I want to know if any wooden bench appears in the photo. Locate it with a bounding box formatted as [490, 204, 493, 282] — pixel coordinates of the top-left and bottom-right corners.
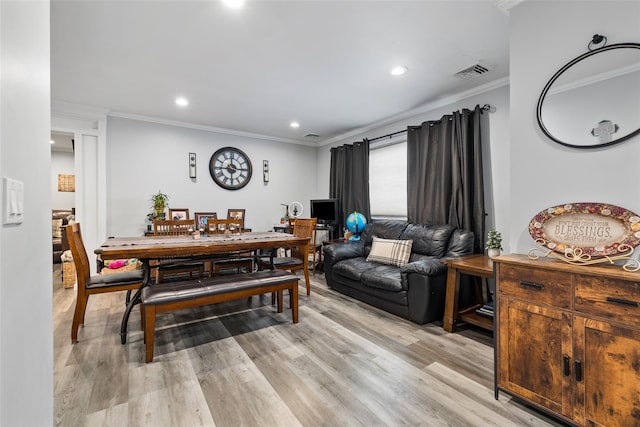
[141, 269, 299, 362]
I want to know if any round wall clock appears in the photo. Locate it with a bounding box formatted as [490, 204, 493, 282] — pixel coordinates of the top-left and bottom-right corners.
[209, 147, 252, 190]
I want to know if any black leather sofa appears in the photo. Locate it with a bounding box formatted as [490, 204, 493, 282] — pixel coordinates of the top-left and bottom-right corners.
[323, 220, 475, 324]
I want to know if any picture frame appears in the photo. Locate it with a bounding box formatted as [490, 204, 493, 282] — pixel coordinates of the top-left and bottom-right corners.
[227, 209, 245, 229]
[194, 212, 217, 230]
[168, 208, 190, 221]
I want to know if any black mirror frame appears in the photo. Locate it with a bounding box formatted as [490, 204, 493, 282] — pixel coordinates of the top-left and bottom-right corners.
[536, 42, 640, 149]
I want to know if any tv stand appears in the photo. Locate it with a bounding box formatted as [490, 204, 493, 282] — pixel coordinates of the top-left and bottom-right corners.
[316, 222, 338, 240]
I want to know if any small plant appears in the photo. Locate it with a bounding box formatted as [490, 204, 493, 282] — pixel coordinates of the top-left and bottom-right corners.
[486, 229, 503, 250]
[150, 190, 169, 219]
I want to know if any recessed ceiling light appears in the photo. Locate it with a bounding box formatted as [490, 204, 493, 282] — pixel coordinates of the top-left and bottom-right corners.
[222, 0, 245, 9]
[390, 66, 408, 76]
[175, 97, 189, 107]
[50, 140, 55, 144]
[290, 121, 300, 128]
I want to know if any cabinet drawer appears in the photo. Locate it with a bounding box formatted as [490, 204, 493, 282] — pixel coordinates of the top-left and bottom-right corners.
[497, 264, 572, 309]
[575, 275, 640, 324]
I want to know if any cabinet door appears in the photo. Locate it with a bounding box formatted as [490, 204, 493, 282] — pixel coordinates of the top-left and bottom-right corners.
[498, 297, 573, 419]
[573, 316, 640, 426]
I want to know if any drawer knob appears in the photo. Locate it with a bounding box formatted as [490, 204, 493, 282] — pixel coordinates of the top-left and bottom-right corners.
[606, 296, 639, 307]
[519, 281, 544, 290]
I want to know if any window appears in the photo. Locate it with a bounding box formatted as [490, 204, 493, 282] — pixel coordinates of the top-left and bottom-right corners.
[369, 139, 407, 218]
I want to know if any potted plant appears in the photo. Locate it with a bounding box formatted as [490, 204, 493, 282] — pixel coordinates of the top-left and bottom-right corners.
[150, 190, 169, 220]
[486, 229, 503, 257]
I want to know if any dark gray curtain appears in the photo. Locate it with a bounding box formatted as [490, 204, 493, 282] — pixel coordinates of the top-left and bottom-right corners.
[407, 105, 485, 253]
[329, 139, 371, 228]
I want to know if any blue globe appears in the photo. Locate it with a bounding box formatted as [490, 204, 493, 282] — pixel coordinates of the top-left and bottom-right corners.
[346, 211, 367, 241]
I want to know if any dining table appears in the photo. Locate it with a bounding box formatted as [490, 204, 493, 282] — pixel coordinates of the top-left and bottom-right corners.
[95, 232, 309, 344]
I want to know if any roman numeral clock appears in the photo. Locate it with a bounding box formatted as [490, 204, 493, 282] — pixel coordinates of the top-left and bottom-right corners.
[209, 147, 253, 190]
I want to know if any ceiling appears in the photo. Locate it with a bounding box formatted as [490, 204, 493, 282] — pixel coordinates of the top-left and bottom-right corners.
[51, 0, 514, 146]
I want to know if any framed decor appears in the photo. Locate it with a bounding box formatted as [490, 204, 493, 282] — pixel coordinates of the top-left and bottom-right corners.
[194, 212, 217, 230]
[227, 209, 245, 229]
[168, 208, 189, 221]
[528, 202, 640, 270]
[58, 174, 75, 192]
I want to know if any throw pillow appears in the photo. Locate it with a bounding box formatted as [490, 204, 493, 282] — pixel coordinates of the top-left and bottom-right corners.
[52, 219, 63, 238]
[366, 236, 413, 267]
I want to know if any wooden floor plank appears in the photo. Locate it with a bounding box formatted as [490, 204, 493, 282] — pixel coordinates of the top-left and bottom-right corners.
[53, 264, 560, 426]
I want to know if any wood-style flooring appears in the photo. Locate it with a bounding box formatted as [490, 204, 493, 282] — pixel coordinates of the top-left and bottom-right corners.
[53, 265, 564, 426]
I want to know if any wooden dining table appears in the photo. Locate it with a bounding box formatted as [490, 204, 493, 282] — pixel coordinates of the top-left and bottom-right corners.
[95, 232, 309, 344]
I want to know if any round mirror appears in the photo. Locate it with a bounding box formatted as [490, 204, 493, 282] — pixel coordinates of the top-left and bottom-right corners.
[537, 42, 640, 149]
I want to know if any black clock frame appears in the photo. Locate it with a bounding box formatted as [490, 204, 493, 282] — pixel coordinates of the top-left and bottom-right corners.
[208, 147, 253, 190]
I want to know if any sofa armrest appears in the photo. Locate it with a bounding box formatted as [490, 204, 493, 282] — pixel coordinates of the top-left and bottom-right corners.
[402, 259, 448, 324]
[323, 241, 365, 263]
[401, 259, 446, 276]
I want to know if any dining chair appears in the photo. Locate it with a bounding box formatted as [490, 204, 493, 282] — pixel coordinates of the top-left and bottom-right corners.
[206, 218, 252, 275]
[66, 223, 144, 343]
[207, 218, 243, 235]
[153, 218, 204, 282]
[260, 217, 316, 295]
[289, 218, 320, 275]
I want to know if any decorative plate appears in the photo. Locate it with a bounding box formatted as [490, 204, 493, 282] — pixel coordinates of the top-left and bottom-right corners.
[529, 202, 640, 258]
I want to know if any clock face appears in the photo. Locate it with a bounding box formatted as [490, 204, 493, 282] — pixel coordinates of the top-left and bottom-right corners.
[209, 147, 252, 190]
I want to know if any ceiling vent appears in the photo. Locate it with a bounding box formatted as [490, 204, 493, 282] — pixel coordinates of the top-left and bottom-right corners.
[454, 63, 491, 80]
[304, 133, 320, 138]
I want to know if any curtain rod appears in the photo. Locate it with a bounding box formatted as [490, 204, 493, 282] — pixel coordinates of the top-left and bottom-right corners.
[368, 104, 495, 143]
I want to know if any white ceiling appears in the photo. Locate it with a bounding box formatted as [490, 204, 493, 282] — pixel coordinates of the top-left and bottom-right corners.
[51, 0, 514, 145]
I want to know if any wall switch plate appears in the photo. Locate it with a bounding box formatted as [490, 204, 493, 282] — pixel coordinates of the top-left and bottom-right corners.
[3, 177, 24, 225]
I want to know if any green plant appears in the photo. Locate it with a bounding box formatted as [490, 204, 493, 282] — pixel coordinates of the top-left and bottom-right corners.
[486, 229, 503, 250]
[150, 190, 169, 215]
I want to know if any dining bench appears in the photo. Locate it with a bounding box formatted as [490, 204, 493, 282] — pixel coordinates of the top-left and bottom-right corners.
[141, 269, 299, 362]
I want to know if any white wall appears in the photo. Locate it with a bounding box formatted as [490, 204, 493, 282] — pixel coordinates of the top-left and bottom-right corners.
[316, 84, 511, 246]
[106, 117, 318, 236]
[509, 0, 640, 254]
[0, 1, 53, 425]
[51, 150, 75, 209]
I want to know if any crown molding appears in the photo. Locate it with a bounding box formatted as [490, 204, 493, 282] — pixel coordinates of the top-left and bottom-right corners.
[318, 76, 510, 147]
[108, 111, 318, 147]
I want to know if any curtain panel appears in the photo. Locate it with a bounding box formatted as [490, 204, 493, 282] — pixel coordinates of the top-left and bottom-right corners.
[407, 105, 486, 253]
[329, 139, 371, 228]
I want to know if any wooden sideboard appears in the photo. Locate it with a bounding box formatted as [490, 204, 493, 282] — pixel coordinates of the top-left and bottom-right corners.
[493, 254, 640, 427]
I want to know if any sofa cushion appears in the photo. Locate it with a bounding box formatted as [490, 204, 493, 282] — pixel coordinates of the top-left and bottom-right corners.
[366, 236, 413, 267]
[361, 220, 408, 255]
[332, 257, 373, 282]
[361, 264, 404, 291]
[399, 223, 455, 258]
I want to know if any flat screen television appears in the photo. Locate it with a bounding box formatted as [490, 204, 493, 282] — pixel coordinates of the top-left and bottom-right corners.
[310, 198, 340, 225]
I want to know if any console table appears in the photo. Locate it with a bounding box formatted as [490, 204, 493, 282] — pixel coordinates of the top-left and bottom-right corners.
[442, 254, 494, 332]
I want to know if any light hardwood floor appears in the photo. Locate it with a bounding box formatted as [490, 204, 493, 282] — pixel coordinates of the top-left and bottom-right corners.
[53, 265, 564, 427]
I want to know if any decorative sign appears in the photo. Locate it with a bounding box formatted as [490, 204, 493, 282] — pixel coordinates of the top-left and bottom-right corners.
[57, 174, 75, 192]
[529, 202, 640, 259]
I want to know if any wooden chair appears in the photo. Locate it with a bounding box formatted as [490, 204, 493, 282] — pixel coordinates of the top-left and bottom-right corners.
[153, 219, 204, 282]
[207, 218, 243, 235]
[290, 217, 320, 276]
[206, 218, 252, 275]
[66, 223, 144, 343]
[260, 217, 316, 295]
[153, 218, 195, 235]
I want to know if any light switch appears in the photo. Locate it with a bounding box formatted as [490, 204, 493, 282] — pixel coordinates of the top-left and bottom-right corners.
[3, 177, 24, 225]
